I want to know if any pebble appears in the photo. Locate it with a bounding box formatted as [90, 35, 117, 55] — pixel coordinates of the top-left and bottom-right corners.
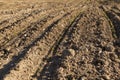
[105, 44, 115, 52]
[62, 49, 75, 57]
[80, 76, 87, 80]
[102, 75, 110, 80]
[101, 41, 106, 46]
[109, 53, 118, 61]
[6, 47, 11, 51]
[104, 60, 109, 66]
[114, 58, 120, 63]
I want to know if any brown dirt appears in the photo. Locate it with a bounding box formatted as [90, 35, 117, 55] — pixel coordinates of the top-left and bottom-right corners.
[0, 0, 120, 80]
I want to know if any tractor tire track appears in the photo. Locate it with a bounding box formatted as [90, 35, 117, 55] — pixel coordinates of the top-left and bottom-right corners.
[1, 3, 83, 79]
[0, 6, 73, 70]
[0, 3, 65, 44]
[0, 2, 81, 69]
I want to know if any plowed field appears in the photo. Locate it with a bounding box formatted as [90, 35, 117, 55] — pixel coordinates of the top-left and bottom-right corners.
[0, 0, 120, 80]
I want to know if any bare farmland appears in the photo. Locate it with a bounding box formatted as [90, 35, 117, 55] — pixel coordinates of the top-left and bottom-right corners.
[0, 0, 120, 80]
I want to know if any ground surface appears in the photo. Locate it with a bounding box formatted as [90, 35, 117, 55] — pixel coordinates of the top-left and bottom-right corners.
[0, 0, 120, 80]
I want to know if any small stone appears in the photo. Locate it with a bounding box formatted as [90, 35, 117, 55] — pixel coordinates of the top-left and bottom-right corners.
[114, 58, 120, 63]
[79, 76, 87, 80]
[109, 53, 118, 61]
[96, 48, 102, 53]
[105, 45, 115, 52]
[24, 34, 27, 37]
[6, 46, 11, 51]
[58, 67, 64, 74]
[62, 49, 75, 57]
[104, 61, 109, 66]
[101, 41, 106, 46]
[102, 75, 110, 80]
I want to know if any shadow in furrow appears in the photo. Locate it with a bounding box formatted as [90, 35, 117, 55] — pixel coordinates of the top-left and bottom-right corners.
[106, 11, 120, 46]
[101, 6, 120, 46]
[0, 14, 49, 50]
[51, 13, 82, 56]
[0, 20, 8, 25]
[0, 13, 67, 80]
[36, 13, 82, 80]
[111, 9, 120, 17]
[101, 6, 120, 62]
[108, 12, 120, 37]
